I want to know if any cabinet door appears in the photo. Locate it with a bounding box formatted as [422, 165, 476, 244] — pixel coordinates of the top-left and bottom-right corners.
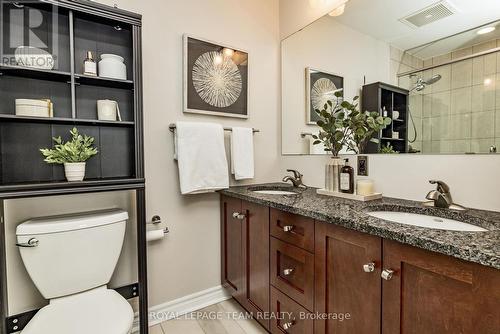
[241, 200, 270, 330]
[220, 195, 243, 299]
[315, 222, 382, 334]
[382, 240, 500, 334]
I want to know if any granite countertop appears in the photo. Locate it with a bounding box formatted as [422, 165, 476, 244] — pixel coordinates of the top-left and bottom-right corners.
[220, 183, 500, 270]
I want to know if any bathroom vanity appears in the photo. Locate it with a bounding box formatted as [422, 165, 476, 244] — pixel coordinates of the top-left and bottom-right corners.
[220, 185, 500, 333]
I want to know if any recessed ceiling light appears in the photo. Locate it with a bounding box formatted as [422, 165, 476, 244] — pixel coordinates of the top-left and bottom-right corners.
[477, 27, 495, 35]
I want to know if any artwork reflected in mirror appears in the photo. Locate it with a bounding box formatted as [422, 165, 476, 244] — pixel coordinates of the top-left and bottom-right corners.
[281, 0, 500, 155]
[306, 68, 344, 124]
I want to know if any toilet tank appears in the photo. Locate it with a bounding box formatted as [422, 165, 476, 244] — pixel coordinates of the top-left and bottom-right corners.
[16, 209, 129, 299]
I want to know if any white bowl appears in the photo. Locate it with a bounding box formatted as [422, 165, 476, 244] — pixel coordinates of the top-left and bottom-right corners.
[15, 46, 54, 70]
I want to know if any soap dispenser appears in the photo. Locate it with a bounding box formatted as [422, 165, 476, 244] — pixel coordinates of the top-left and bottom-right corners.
[339, 158, 354, 194]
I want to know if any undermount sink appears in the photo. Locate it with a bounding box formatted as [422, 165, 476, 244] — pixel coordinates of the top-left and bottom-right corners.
[367, 211, 487, 232]
[249, 186, 300, 196]
[252, 190, 299, 195]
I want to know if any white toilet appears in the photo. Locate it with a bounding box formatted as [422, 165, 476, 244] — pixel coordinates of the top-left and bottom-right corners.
[16, 209, 134, 334]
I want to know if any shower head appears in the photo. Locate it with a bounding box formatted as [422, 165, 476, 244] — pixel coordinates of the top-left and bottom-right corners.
[424, 74, 442, 85]
[411, 74, 442, 92]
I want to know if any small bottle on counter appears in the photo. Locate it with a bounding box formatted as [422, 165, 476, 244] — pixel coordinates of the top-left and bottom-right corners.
[339, 158, 354, 194]
[83, 51, 97, 76]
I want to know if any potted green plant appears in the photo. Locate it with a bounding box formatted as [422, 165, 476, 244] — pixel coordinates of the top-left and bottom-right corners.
[312, 92, 391, 192]
[40, 127, 98, 182]
[380, 142, 399, 154]
[312, 92, 392, 155]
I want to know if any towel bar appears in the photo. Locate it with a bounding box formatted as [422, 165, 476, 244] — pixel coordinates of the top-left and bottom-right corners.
[169, 123, 259, 133]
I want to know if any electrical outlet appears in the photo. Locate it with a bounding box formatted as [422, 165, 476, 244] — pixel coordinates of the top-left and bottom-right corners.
[357, 156, 368, 176]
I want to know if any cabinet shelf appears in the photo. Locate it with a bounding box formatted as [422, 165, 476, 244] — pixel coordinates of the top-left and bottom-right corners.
[0, 65, 71, 82]
[0, 177, 145, 199]
[0, 114, 134, 126]
[381, 137, 405, 141]
[75, 74, 134, 89]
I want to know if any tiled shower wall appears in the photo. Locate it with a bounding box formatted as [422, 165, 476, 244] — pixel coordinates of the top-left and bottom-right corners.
[393, 39, 500, 154]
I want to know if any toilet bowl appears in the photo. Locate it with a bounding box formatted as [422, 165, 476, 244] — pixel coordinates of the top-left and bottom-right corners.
[16, 209, 133, 334]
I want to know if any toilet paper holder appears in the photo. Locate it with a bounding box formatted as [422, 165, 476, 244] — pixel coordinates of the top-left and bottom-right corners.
[150, 215, 169, 234]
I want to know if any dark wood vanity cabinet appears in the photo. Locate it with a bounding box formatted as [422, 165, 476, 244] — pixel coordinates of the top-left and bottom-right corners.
[314, 222, 382, 334]
[220, 196, 500, 334]
[382, 240, 500, 334]
[220, 195, 270, 330]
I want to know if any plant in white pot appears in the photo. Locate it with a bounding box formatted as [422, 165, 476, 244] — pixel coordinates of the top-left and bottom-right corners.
[40, 127, 98, 182]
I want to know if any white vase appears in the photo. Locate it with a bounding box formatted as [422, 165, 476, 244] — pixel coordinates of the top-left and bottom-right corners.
[64, 162, 86, 182]
[98, 54, 126, 80]
[325, 157, 343, 192]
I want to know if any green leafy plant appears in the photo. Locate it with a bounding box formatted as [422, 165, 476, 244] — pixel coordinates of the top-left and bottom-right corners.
[312, 92, 392, 156]
[40, 127, 98, 164]
[380, 142, 399, 154]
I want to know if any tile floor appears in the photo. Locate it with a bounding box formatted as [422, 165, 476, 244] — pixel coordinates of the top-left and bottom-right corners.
[149, 299, 267, 334]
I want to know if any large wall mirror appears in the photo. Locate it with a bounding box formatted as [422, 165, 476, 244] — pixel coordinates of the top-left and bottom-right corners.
[282, 0, 500, 155]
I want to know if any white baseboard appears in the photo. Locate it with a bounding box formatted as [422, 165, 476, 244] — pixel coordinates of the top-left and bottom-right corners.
[132, 285, 231, 332]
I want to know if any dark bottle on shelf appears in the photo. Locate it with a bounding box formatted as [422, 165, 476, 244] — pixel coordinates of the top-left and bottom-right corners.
[339, 158, 354, 194]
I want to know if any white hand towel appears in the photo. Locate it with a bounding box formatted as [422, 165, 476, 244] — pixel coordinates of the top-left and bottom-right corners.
[231, 127, 254, 180]
[176, 121, 229, 194]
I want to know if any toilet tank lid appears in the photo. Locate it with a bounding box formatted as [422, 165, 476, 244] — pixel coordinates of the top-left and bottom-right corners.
[16, 209, 129, 236]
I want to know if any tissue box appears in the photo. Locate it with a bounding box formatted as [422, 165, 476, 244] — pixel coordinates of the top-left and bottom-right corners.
[15, 99, 53, 118]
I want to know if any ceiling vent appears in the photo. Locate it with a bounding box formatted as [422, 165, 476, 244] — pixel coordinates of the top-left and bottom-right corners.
[400, 1, 457, 29]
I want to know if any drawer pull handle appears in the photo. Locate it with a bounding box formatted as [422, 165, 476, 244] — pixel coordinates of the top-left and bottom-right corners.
[283, 268, 294, 276]
[282, 320, 295, 330]
[232, 212, 246, 220]
[363, 262, 375, 273]
[381, 269, 394, 281]
[283, 225, 294, 232]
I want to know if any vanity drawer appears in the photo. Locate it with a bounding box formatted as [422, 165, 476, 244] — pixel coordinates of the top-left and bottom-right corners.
[271, 237, 314, 311]
[271, 287, 313, 334]
[270, 208, 314, 253]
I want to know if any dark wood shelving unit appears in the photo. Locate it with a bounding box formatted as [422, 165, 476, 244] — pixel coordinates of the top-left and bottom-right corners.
[362, 82, 409, 153]
[0, 1, 147, 334]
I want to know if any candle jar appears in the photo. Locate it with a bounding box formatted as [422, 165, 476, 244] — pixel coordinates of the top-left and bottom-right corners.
[357, 179, 375, 196]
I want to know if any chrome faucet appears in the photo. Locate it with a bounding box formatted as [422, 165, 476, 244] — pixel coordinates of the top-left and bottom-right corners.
[424, 180, 465, 210]
[426, 180, 452, 208]
[282, 169, 305, 188]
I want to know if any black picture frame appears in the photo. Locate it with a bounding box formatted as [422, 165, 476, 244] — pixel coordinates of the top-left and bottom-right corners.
[306, 67, 343, 124]
[183, 35, 248, 118]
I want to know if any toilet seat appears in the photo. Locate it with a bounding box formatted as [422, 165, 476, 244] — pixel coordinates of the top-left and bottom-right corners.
[21, 286, 134, 334]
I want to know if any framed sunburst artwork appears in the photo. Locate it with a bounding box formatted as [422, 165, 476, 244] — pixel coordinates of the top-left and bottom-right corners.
[306, 67, 344, 125]
[183, 35, 249, 118]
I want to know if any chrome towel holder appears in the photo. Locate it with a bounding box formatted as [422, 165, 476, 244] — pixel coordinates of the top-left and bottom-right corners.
[168, 123, 260, 133]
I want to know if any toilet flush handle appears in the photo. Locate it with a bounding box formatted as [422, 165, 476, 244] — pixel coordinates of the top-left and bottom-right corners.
[16, 238, 39, 248]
